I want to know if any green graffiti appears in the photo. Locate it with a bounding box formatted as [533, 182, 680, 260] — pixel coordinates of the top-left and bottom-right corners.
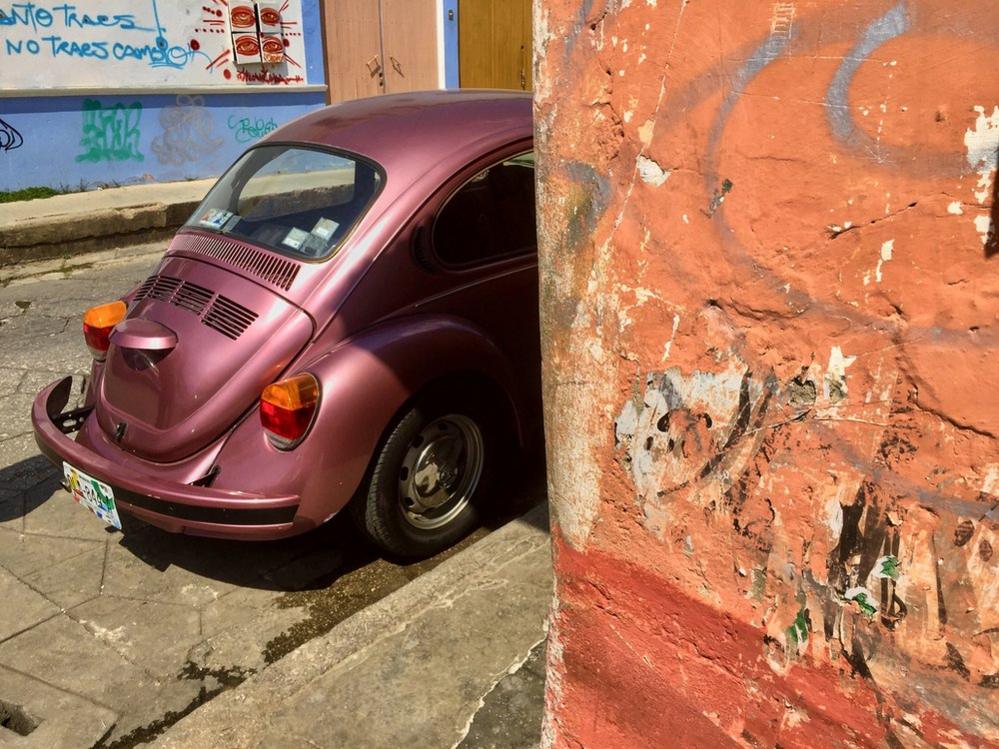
[845, 587, 878, 618]
[786, 608, 810, 650]
[76, 99, 144, 163]
[227, 114, 280, 144]
[875, 554, 900, 580]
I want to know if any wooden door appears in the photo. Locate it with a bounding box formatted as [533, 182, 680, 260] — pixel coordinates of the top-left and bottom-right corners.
[458, 0, 532, 90]
[379, 0, 440, 93]
[322, 0, 385, 102]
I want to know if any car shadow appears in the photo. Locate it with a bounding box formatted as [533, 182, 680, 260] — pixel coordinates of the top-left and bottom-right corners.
[116, 510, 377, 593]
[2, 444, 547, 594]
[0, 455, 62, 523]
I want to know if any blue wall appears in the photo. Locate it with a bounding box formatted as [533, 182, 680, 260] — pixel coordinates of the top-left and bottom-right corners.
[443, 0, 459, 89]
[0, 91, 325, 191]
[0, 0, 327, 192]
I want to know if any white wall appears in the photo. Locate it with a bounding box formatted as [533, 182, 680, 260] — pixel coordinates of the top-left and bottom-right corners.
[0, 0, 311, 91]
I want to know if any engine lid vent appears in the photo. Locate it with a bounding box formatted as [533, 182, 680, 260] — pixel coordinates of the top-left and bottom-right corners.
[137, 275, 183, 302]
[170, 233, 301, 291]
[171, 281, 213, 316]
[202, 295, 258, 340]
[130, 274, 258, 341]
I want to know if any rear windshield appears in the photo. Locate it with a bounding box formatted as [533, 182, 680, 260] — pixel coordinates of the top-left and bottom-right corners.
[185, 146, 383, 260]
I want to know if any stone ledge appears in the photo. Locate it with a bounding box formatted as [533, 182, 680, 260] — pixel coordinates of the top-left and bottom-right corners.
[152, 504, 552, 749]
[0, 179, 214, 269]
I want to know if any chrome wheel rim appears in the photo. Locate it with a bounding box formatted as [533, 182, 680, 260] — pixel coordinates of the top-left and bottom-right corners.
[398, 414, 484, 530]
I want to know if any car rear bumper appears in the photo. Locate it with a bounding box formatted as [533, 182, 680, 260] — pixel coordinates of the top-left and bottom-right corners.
[32, 377, 302, 540]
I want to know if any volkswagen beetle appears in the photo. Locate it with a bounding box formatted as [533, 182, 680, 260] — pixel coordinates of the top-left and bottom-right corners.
[31, 91, 539, 559]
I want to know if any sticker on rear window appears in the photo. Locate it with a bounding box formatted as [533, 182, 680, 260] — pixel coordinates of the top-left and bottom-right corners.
[311, 217, 339, 241]
[199, 208, 233, 230]
[282, 227, 310, 250]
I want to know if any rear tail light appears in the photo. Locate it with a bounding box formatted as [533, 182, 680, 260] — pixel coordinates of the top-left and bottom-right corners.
[83, 301, 127, 361]
[260, 373, 320, 449]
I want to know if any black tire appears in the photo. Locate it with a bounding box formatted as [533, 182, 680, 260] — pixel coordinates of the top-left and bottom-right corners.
[350, 392, 500, 559]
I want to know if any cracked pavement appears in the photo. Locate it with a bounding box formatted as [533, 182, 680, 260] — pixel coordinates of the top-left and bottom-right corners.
[0, 245, 544, 748]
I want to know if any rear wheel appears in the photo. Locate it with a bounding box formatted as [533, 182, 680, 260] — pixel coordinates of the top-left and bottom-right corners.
[352, 394, 499, 559]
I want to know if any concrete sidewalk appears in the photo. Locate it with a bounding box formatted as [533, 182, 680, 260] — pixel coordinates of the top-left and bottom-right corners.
[0, 179, 214, 268]
[152, 505, 552, 749]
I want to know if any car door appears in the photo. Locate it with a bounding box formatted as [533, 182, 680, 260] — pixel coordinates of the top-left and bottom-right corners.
[418, 150, 541, 424]
[330, 145, 540, 429]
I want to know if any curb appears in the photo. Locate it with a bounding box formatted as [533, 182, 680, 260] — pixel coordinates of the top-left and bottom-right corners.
[152, 504, 552, 749]
[0, 201, 197, 268]
[0, 179, 215, 269]
[1, 242, 167, 286]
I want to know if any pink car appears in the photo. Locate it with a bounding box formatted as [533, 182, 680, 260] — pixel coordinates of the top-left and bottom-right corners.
[32, 91, 539, 558]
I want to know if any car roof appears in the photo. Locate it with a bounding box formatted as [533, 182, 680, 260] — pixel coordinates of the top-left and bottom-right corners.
[268, 90, 533, 174]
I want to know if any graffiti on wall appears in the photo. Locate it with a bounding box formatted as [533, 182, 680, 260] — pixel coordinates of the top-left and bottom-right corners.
[76, 98, 143, 163]
[0, 1, 202, 70]
[0, 0, 309, 88]
[227, 114, 279, 143]
[151, 95, 222, 165]
[0, 117, 23, 152]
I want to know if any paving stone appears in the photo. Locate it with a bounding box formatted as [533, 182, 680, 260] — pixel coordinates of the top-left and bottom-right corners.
[192, 601, 309, 674]
[0, 443, 57, 492]
[101, 536, 237, 608]
[1, 333, 89, 379]
[0, 393, 37, 441]
[205, 585, 292, 614]
[257, 546, 346, 592]
[0, 490, 23, 533]
[0, 568, 60, 641]
[0, 615, 160, 715]
[16, 369, 75, 396]
[456, 641, 547, 749]
[21, 543, 106, 610]
[0, 367, 25, 396]
[71, 596, 202, 680]
[0, 314, 68, 344]
[0, 665, 118, 748]
[105, 520, 343, 597]
[102, 677, 204, 747]
[0, 530, 101, 580]
[21, 484, 117, 543]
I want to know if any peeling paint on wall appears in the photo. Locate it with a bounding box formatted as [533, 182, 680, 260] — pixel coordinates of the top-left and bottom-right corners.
[537, 0, 999, 746]
[636, 154, 670, 186]
[965, 105, 999, 246]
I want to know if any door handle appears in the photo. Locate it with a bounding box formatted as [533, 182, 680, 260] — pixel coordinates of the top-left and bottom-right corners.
[366, 55, 382, 77]
[389, 55, 403, 76]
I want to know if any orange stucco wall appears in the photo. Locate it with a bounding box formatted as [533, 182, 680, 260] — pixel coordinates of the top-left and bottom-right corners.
[535, 1, 998, 746]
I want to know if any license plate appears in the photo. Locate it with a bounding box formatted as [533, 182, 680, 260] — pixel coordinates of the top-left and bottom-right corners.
[63, 462, 122, 530]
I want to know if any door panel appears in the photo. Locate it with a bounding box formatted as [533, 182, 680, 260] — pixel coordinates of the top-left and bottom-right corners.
[322, 0, 384, 102]
[380, 0, 440, 93]
[458, 0, 532, 90]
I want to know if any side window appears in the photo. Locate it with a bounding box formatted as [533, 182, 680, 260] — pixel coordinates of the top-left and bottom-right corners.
[433, 152, 536, 267]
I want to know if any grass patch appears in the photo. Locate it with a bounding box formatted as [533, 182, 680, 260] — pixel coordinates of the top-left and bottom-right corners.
[0, 186, 68, 204]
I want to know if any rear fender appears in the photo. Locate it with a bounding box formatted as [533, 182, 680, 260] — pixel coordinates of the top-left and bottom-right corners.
[211, 315, 522, 528]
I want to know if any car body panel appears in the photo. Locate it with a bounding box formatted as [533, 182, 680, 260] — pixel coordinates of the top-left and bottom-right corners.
[208, 313, 524, 526]
[97, 254, 315, 463]
[33, 378, 302, 540]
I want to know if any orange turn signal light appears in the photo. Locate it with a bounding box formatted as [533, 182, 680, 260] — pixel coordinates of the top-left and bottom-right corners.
[260, 373, 320, 448]
[83, 301, 127, 360]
